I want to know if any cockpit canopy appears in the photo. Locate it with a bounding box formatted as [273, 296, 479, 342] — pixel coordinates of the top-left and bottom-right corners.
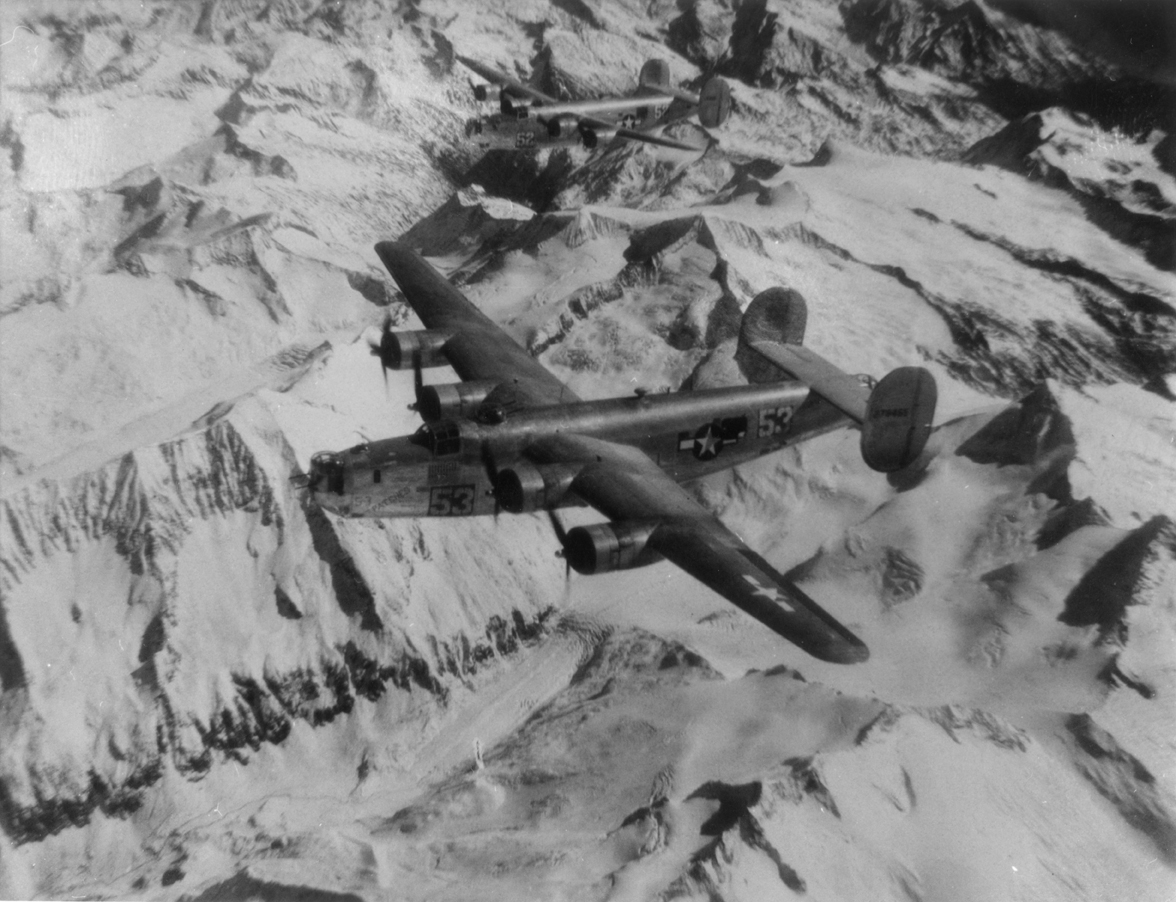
[410, 420, 462, 456]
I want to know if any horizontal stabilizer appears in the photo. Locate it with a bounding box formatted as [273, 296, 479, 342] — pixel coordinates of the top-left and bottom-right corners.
[743, 340, 870, 422]
[860, 366, 937, 472]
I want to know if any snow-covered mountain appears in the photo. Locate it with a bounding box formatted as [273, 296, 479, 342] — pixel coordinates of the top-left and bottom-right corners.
[1, 1, 1173, 899]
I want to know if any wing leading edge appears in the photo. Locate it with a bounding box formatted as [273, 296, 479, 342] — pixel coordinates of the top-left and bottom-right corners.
[529, 433, 869, 664]
[374, 242, 580, 411]
[456, 55, 558, 106]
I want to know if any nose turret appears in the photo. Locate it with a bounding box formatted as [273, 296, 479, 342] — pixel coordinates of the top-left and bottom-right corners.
[306, 451, 344, 495]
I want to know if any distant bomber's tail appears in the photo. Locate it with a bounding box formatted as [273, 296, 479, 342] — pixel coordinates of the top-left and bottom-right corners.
[738, 288, 937, 472]
[638, 59, 672, 93]
[637, 58, 731, 129]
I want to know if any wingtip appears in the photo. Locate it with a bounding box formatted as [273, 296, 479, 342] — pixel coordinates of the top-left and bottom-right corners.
[808, 637, 870, 665]
[374, 240, 417, 274]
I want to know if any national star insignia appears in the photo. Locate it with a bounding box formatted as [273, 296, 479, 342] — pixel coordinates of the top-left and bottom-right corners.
[742, 574, 794, 611]
[695, 425, 721, 459]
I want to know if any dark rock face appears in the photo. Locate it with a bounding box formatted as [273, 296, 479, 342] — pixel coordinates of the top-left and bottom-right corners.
[1065, 713, 1176, 865]
[840, 0, 1170, 132]
[963, 112, 1176, 275]
[957, 383, 1076, 468]
[1059, 516, 1176, 642]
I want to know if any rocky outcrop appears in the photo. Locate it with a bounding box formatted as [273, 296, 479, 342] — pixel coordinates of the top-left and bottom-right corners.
[0, 400, 559, 844]
[1064, 713, 1176, 864]
[963, 111, 1176, 273]
[840, 0, 1168, 132]
[4, 1, 1174, 897]
[1059, 516, 1176, 642]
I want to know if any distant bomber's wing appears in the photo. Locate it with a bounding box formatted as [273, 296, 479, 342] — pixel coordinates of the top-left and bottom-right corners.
[577, 114, 707, 152]
[375, 242, 580, 410]
[528, 433, 869, 664]
[457, 54, 558, 106]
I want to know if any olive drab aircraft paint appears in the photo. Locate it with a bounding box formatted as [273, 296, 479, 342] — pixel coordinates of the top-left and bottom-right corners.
[458, 54, 731, 154]
[295, 243, 939, 665]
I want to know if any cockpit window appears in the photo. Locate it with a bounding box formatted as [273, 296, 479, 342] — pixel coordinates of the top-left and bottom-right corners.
[433, 422, 461, 455]
[410, 422, 462, 457]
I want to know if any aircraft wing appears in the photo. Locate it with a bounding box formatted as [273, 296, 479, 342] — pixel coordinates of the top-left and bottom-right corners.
[743, 339, 871, 423]
[572, 111, 707, 152]
[529, 433, 869, 664]
[375, 242, 580, 410]
[456, 55, 558, 106]
[527, 94, 677, 118]
[606, 125, 707, 153]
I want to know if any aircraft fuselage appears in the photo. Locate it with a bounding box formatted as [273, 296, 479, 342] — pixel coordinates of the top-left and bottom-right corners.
[309, 380, 849, 518]
[464, 96, 678, 151]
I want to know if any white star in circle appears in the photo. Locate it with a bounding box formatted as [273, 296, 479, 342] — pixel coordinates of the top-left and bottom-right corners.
[743, 575, 794, 612]
[696, 427, 719, 457]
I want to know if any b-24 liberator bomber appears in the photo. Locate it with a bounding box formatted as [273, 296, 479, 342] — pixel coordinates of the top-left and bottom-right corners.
[459, 55, 731, 153]
[297, 244, 938, 664]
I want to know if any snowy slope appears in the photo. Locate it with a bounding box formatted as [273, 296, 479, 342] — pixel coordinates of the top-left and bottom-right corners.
[1, 1, 1174, 900]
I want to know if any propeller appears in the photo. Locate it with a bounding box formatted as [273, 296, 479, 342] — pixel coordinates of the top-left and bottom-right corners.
[412, 349, 424, 412]
[547, 509, 571, 581]
[368, 315, 426, 412]
[368, 314, 394, 388]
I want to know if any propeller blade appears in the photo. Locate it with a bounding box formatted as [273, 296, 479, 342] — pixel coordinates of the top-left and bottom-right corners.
[547, 510, 572, 580]
[547, 509, 568, 543]
[481, 445, 502, 519]
[369, 314, 394, 387]
[413, 349, 424, 409]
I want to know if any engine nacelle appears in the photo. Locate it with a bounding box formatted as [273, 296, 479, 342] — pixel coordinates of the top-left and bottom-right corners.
[564, 521, 663, 575]
[473, 83, 502, 103]
[493, 461, 581, 513]
[860, 366, 938, 472]
[417, 380, 500, 423]
[380, 329, 451, 370]
[547, 115, 580, 140]
[580, 127, 617, 150]
[501, 95, 534, 118]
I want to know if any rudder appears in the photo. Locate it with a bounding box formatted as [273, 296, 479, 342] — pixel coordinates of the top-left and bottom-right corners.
[698, 77, 732, 128]
[736, 287, 808, 384]
[639, 59, 671, 92]
[860, 367, 938, 472]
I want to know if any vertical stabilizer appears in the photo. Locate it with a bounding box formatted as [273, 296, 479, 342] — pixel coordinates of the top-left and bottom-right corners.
[638, 59, 671, 93]
[736, 287, 808, 383]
